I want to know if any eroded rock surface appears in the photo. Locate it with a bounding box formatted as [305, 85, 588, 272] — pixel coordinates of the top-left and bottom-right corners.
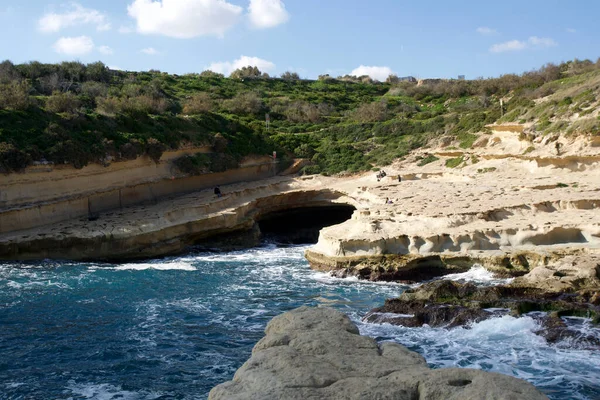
[365, 280, 600, 348]
[209, 306, 548, 400]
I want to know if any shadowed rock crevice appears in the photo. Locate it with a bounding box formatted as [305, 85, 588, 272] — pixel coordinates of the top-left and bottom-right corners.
[258, 205, 356, 244]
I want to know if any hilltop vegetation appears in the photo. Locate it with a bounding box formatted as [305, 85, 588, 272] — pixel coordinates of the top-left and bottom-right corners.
[1, 58, 599, 175]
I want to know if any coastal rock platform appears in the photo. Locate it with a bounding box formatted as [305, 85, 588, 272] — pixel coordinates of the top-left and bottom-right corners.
[209, 306, 548, 400]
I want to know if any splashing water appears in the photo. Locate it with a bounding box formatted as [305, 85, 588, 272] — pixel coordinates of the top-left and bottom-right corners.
[0, 246, 598, 399]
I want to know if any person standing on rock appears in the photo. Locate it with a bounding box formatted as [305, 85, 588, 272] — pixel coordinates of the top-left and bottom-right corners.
[214, 186, 222, 198]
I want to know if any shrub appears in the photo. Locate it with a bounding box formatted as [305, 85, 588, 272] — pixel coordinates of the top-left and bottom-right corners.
[119, 139, 144, 160]
[416, 154, 439, 166]
[212, 133, 228, 152]
[47, 140, 91, 169]
[354, 100, 388, 122]
[121, 95, 168, 115]
[0, 82, 30, 110]
[81, 81, 108, 99]
[183, 92, 213, 114]
[445, 156, 464, 168]
[284, 101, 320, 123]
[199, 70, 224, 78]
[146, 138, 167, 163]
[0, 142, 31, 173]
[223, 92, 263, 115]
[96, 96, 122, 116]
[45, 91, 80, 114]
[173, 153, 211, 175]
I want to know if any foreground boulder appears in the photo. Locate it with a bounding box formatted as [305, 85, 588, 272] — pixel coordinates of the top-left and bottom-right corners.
[209, 306, 548, 400]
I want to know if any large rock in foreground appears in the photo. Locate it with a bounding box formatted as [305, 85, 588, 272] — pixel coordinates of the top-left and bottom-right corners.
[209, 306, 548, 400]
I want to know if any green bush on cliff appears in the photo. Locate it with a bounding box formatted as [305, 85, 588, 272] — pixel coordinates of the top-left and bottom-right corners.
[1, 58, 600, 174]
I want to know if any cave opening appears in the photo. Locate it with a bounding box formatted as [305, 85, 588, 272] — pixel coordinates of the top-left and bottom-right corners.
[257, 205, 356, 244]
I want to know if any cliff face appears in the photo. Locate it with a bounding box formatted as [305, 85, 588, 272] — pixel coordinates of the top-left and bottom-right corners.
[0, 174, 354, 260]
[209, 307, 548, 400]
[0, 150, 277, 234]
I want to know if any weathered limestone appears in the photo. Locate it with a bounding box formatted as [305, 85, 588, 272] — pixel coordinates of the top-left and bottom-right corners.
[209, 306, 549, 400]
[0, 176, 354, 260]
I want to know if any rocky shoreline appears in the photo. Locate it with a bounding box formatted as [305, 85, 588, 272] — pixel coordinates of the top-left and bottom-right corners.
[209, 306, 549, 400]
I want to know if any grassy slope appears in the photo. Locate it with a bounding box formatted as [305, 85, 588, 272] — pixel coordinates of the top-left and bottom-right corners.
[1, 59, 599, 175]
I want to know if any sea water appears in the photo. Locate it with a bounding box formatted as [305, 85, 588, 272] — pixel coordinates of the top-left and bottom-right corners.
[1, 244, 599, 399]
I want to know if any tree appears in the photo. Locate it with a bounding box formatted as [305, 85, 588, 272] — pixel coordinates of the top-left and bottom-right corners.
[386, 74, 399, 84]
[0, 82, 30, 110]
[85, 61, 110, 82]
[230, 66, 263, 79]
[0, 60, 21, 83]
[281, 71, 300, 80]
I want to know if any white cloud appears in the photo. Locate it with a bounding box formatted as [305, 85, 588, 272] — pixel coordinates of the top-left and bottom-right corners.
[248, 0, 289, 29]
[490, 36, 557, 53]
[39, 3, 110, 33]
[207, 55, 275, 75]
[528, 36, 557, 48]
[127, 0, 243, 38]
[476, 26, 497, 35]
[108, 65, 122, 71]
[52, 36, 95, 55]
[140, 47, 159, 55]
[98, 45, 114, 55]
[350, 65, 393, 81]
[489, 39, 527, 53]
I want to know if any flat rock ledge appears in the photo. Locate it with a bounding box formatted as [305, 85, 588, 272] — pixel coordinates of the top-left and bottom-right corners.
[209, 306, 548, 400]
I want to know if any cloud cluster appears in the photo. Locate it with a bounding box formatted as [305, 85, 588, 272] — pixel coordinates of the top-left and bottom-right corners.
[207, 55, 276, 75]
[248, 0, 289, 29]
[140, 47, 159, 55]
[490, 36, 557, 53]
[350, 65, 393, 82]
[476, 26, 497, 35]
[126, 0, 289, 38]
[52, 36, 95, 55]
[127, 0, 243, 38]
[39, 3, 110, 33]
[52, 36, 114, 56]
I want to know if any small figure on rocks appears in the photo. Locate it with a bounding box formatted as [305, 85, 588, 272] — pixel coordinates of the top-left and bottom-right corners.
[385, 197, 393, 204]
[555, 142, 562, 155]
[214, 186, 222, 198]
[398, 175, 402, 182]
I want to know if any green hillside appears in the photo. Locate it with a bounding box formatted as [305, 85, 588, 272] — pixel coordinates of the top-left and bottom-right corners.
[1, 59, 599, 175]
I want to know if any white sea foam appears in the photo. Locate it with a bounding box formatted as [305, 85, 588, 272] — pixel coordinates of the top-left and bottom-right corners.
[359, 315, 600, 400]
[441, 265, 514, 285]
[113, 261, 196, 271]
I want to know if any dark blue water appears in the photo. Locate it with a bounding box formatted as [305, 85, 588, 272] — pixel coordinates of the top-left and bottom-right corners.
[1, 244, 599, 400]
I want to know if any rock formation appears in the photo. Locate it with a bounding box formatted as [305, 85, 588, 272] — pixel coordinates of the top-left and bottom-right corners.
[209, 306, 549, 400]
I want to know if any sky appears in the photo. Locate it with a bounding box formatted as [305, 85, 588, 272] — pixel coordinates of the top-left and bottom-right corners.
[0, 0, 599, 80]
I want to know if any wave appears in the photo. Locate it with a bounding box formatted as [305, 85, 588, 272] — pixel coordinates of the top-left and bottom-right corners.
[440, 265, 514, 285]
[359, 314, 600, 400]
[112, 261, 196, 271]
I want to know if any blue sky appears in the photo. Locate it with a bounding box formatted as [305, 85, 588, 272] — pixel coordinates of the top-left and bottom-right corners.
[1, 0, 598, 80]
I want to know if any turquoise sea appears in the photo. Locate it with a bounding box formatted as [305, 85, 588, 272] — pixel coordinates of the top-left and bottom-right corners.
[1, 243, 599, 399]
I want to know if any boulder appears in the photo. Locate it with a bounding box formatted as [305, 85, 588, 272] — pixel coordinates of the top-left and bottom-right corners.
[209, 306, 548, 400]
